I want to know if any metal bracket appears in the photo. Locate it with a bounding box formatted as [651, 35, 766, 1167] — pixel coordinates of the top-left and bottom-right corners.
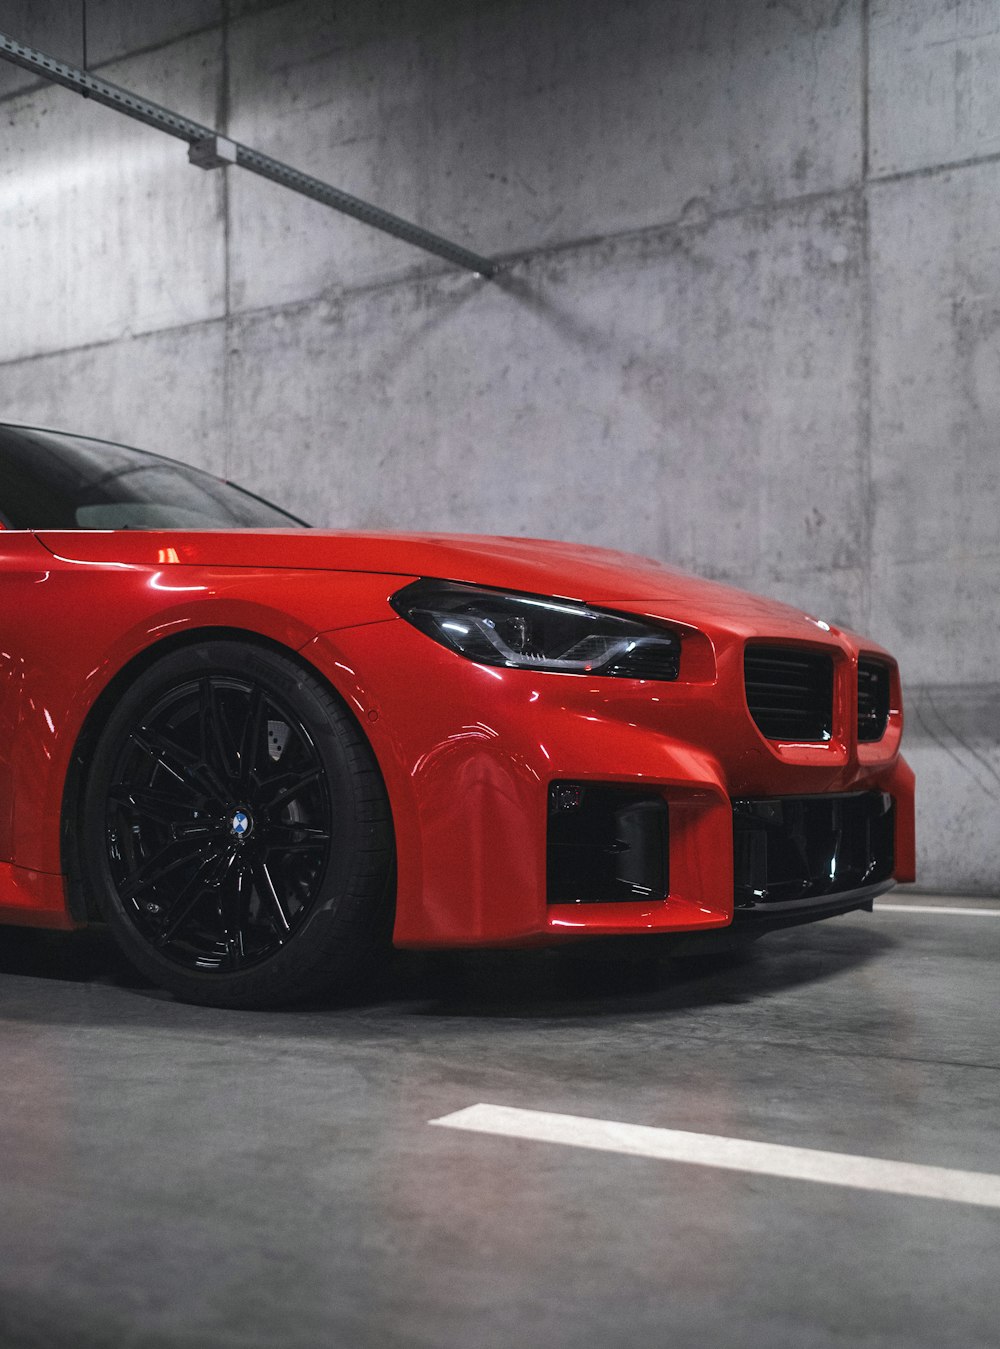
[188, 134, 238, 170]
[0, 29, 500, 278]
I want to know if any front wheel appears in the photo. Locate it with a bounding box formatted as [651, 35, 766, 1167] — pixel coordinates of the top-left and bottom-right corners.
[80, 640, 395, 1008]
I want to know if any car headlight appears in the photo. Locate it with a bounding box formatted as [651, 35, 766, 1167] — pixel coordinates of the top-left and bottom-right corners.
[390, 580, 681, 680]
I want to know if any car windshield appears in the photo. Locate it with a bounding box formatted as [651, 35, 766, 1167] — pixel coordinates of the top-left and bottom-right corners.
[0, 425, 308, 530]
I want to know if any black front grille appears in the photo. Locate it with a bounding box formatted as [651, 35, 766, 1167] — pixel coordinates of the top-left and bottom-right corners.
[744, 645, 834, 742]
[733, 791, 895, 907]
[857, 658, 890, 742]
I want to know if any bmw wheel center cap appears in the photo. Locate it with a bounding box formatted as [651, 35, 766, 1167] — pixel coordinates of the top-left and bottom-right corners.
[229, 808, 253, 840]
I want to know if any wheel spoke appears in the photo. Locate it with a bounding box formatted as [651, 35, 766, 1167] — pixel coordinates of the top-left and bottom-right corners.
[260, 768, 324, 814]
[200, 677, 241, 784]
[173, 821, 227, 841]
[131, 726, 229, 801]
[237, 684, 268, 792]
[220, 858, 251, 967]
[251, 857, 292, 933]
[116, 834, 209, 901]
[263, 824, 330, 855]
[109, 783, 207, 825]
[153, 850, 230, 947]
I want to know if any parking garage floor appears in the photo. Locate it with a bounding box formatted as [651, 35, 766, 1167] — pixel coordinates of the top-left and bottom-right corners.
[0, 893, 997, 1349]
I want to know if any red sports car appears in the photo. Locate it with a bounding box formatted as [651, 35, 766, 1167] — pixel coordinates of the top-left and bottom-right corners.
[0, 423, 915, 1006]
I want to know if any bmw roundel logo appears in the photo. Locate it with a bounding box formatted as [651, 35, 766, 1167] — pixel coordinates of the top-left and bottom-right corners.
[230, 809, 252, 838]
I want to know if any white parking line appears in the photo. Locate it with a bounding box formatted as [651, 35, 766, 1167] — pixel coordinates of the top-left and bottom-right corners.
[430, 1104, 1000, 1209]
[873, 904, 1000, 917]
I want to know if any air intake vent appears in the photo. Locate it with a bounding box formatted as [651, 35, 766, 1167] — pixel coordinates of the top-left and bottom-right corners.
[547, 784, 668, 904]
[857, 658, 890, 742]
[733, 791, 895, 906]
[744, 645, 834, 742]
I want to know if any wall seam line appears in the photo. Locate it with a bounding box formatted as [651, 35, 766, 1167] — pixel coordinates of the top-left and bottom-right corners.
[221, 0, 233, 481]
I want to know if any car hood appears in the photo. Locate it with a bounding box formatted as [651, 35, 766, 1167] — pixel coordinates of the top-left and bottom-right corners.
[35, 528, 842, 637]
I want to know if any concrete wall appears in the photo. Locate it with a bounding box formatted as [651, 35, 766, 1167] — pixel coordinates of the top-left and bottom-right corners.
[0, 0, 997, 893]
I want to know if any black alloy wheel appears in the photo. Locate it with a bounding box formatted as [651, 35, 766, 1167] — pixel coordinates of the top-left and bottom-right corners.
[80, 640, 394, 1007]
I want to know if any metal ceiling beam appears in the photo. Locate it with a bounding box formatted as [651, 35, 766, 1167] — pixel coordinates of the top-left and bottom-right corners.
[0, 29, 499, 278]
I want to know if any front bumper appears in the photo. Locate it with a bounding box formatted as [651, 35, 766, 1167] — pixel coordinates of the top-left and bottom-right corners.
[303, 617, 916, 949]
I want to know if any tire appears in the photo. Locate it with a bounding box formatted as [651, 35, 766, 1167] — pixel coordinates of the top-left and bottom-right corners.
[79, 639, 395, 1008]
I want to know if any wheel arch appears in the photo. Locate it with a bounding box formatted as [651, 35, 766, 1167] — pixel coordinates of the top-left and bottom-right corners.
[61, 625, 394, 922]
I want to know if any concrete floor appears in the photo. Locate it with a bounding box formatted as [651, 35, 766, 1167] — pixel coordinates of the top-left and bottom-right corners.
[0, 894, 997, 1349]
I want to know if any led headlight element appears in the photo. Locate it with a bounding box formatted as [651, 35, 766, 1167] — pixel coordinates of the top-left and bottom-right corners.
[391, 580, 681, 680]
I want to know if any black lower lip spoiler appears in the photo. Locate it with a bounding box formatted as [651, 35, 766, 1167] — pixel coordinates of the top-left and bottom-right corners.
[653, 880, 895, 956]
[729, 879, 896, 932]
